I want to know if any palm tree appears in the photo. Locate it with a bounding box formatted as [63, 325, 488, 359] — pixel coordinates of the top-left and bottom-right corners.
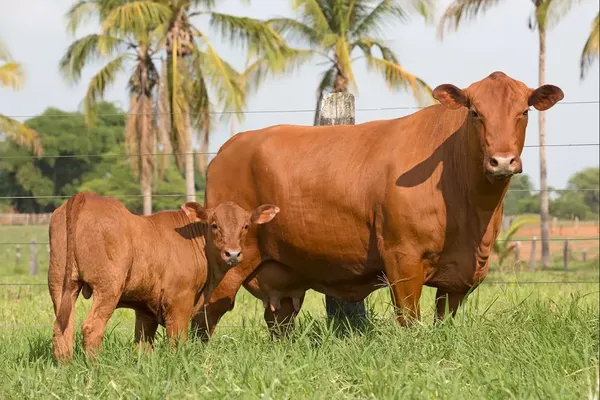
[154, 0, 295, 203]
[438, 0, 578, 270]
[60, 0, 172, 215]
[0, 38, 41, 155]
[580, 13, 599, 79]
[245, 0, 436, 126]
[493, 215, 539, 269]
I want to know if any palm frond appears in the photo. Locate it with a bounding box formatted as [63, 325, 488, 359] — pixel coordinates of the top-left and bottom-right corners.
[536, 0, 583, 32]
[437, 0, 503, 40]
[266, 17, 324, 46]
[208, 13, 290, 65]
[102, 1, 171, 39]
[65, 0, 99, 35]
[83, 54, 129, 128]
[0, 61, 25, 90]
[352, 0, 433, 39]
[364, 54, 433, 106]
[58, 33, 124, 85]
[0, 114, 42, 156]
[580, 13, 600, 79]
[291, 0, 331, 34]
[190, 43, 246, 124]
[241, 47, 315, 96]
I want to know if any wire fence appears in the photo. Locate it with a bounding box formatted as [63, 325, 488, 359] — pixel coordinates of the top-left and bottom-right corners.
[0, 101, 598, 293]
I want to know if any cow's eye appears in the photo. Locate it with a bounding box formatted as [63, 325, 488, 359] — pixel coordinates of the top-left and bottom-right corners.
[244, 224, 249, 230]
[470, 109, 479, 118]
[211, 223, 218, 230]
[522, 109, 529, 116]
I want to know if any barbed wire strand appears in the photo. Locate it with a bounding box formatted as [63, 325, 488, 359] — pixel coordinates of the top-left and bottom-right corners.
[0, 280, 597, 287]
[1, 237, 599, 246]
[3, 100, 598, 119]
[0, 186, 599, 201]
[1, 142, 599, 161]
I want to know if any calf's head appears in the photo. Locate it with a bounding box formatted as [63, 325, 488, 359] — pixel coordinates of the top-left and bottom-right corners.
[182, 201, 280, 267]
[433, 71, 564, 181]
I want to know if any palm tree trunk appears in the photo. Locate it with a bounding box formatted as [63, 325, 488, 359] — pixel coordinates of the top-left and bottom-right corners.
[538, 26, 550, 269]
[184, 106, 196, 203]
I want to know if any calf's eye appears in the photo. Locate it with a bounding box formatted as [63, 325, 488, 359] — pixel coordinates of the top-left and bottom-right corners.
[470, 109, 479, 118]
[522, 109, 529, 116]
[211, 223, 218, 230]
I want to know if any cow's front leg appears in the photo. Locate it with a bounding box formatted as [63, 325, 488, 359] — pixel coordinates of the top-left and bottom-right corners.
[381, 249, 425, 327]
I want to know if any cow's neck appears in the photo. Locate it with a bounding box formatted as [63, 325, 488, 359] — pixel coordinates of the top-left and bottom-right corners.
[449, 121, 511, 252]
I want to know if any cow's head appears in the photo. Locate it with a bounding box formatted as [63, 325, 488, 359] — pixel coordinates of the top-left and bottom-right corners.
[182, 201, 280, 267]
[433, 71, 564, 181]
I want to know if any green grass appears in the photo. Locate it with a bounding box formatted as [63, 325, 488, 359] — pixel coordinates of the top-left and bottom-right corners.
[0, 225, 599, 399]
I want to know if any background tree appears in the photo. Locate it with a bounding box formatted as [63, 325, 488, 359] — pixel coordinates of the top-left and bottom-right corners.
[246, 0, 436, 126]
[60, 0, 172, 215]
[580, 13, 599, 79]
[0, 102, 194, 214]
[154, 0, 295, 203]
[0, 38, 41, 155]
[437, 0, 579, 269]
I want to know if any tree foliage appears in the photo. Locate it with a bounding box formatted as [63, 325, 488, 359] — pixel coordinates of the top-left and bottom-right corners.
[0, 102, 198, 214]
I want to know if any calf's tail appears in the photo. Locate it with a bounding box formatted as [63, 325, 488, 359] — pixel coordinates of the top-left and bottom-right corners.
[56, 193, 85, 333]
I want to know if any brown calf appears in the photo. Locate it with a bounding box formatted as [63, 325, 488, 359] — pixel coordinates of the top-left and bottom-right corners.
[48, 192, 279, 361]
[192, 71, 564, 338]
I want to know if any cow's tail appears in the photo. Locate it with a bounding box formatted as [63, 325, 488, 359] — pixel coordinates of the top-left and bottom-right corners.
[56, 193, 85, 333]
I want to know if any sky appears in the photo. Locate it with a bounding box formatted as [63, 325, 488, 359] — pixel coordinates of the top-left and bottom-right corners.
[0, 0, 598, 190]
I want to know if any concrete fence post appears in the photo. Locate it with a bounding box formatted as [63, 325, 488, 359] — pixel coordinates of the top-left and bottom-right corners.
[15, 244, 21, 266]
[319, 92, 367, 327]
[529, 236, 537, 272]
[563, 239, 569, 270]
[514, 241, 521, 264]
[30, 240, 38, 276]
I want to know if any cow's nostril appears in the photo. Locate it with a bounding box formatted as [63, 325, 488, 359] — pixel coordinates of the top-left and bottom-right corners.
[224, 251, 231, 257]
[509, 157, 517, 165]
[489, 158, 499, 167]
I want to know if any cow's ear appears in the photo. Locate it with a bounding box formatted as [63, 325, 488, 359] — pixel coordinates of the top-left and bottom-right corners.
[528, 84, 564, 111]
[433, 84, 469, 110]
[251, 204, 280, 225]
[182, 202, 209, 223]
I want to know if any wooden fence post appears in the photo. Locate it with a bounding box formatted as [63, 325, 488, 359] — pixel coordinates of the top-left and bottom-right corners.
[30, 240, 38, 276]
[563, 239, 569, 270]
[15, 244, 21, 266]
[529, 236, 537, 272]
[319, 92, 367, 327]
[514, 241, 521, 264]
[582, 248, 587, 263]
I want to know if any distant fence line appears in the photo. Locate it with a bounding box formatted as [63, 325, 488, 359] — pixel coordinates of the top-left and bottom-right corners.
[0, 213, 52, 226]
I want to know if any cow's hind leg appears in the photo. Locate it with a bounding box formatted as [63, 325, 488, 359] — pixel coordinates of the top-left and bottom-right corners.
[81, 287, 121, 358]
[381, 250, 425, 327]
[434, 289, 466, 323]
[134, 310, 158, 352]
[263, 293, 305, 339]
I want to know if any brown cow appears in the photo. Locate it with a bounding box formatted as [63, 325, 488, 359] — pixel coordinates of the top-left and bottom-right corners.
[191, 71, 564, 338]
[48, 192, 279, 361]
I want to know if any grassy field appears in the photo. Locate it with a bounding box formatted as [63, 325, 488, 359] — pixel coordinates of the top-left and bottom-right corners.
[0, 225, 599, 399]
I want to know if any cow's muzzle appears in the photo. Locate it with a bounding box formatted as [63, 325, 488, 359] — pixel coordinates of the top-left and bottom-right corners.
[222, 249, 242, 266]
[485, 154, 522, 180]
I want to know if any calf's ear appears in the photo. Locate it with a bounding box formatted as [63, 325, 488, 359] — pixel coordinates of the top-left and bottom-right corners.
[251, 204, 280, 225]
[182, 202, 209, 223]
[528, 84, 564, 111]
[433, 84, 469, 110]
